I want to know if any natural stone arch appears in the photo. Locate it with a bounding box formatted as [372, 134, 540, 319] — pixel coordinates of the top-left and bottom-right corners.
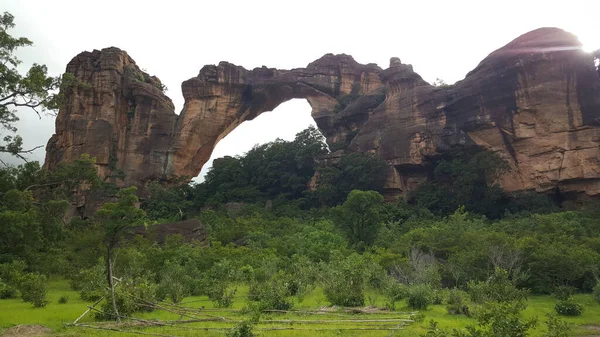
[45, 27, 600, 208]
[167, 54, 384, 179]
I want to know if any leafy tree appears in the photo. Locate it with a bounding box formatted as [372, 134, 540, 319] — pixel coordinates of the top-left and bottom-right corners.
[332, 190, 384, 247]
[410, 145, 509, 218]
[0, 12, 70, 159]
[95, 187, 147, 321]
[310, 152, 388, 206]
[142, 181, 191, 221]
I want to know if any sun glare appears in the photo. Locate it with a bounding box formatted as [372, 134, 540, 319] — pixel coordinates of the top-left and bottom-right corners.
[577, 33, 597, 52]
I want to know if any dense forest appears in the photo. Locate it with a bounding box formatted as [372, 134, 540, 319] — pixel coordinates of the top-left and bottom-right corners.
[1, 11, 600, 337]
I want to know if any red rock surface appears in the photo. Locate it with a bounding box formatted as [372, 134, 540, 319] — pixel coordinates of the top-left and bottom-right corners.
[45, 28, 600, 200]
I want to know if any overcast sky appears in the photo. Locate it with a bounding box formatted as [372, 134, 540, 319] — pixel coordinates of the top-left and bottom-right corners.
[3, 0, 598, 180]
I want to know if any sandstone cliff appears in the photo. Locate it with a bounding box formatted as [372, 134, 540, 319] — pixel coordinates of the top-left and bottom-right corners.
[45, 28, 600, 202]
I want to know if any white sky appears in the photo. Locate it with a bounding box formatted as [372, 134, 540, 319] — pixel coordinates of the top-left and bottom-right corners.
[2, 0, 599, 181]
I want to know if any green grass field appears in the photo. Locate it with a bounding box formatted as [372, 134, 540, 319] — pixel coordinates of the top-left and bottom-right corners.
[1, 279, 599, 336]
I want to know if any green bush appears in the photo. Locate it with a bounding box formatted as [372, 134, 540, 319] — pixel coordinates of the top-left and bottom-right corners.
[157, 261, 190, 304]
[592, 283, 600, 304]
[385, 282, 409, 310]
[552, 285, 576, 301]
[18, 273, 48, 308]
[247, 273, 293, 311]
[554, 299, 583, 316]
[226, 320, 254, 337]
[543, 313, 572, 337]
[208, 283, 237, 308]
[71, 263, 105, 301]
[58, 295, 69, 304]
[408, 284, 433, 310]
[96, 279, 157, 320]
[446, 288, 470, 316]
[467, 268, 528, 304]
[0, 281, 18, 299]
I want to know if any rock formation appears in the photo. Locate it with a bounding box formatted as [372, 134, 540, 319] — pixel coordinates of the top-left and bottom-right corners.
[45, 27, 600, 201]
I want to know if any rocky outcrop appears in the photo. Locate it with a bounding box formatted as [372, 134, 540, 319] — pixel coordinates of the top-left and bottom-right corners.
[44, 48, 177, 187]
[45, 27, 600, 201]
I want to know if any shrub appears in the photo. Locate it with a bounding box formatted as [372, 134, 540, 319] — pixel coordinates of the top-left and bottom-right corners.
[420, 320, 449, 337]
[58, 295, 69, 304]
[592, 283, 600, 304]
[322, 253, 369, 307]
[18, 273, 48, 308]
[247, 270, 294, 311]
[467, 268, 528, 304]
[96, 279, 157, 320]
[226, 320, 254, 337]
[385, 282, 409, 310]
[554, 299, 583, 316]
[446, 288, 470, 316]
[472, 301, 538, 337]
[71, 263, 105, 301]
[157, 261, 190, 304]
[408, 284, 433, 310]
[208, 283, 237, 308]
[544, 313, 572, 337]
[552, 285, 576, 301]
[0, 281, 18, 299]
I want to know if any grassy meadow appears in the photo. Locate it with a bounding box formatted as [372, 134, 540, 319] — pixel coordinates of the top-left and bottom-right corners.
[1, 279, 599, 336]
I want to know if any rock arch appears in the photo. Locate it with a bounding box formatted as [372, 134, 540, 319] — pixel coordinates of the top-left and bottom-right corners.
[45, 27, 600, 203]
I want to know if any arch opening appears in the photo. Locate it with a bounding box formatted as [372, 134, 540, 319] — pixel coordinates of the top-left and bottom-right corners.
[194, 99, 316, 182]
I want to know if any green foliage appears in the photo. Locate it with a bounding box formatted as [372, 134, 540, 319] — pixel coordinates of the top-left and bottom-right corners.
[157, 260, 189, 304]
[407, 284, 433, 310]
[410, 145, 512, 218]
[593, 282, 600, 303]
[467, 269, 528, 304]
[70, 262, 105, 301]
[0, 280, 17, 299]
[384, 281, 409, 310]
[543, 313, 571, 337]
[248, 270, 294, 311]
[18, 272, 48, 307]
[206, 259, 239, 308]
[321, 252, 383, 307]
[446, 288, 471, 316]
[465, 301, 538, 337]
[58, 295, 69, 304]
[96, 278, 157, 320]
[96, 187, 147, 250]
[332, 190, 384, 247]
[552, 285, 576, 302]
[309, 152, 388, 207]
[0, 12, 67, 157]
[226, 320, 255, 337]
[192, 126, 327, 208]
[141, 181, 191, 221]
[554, 299, 583, 316]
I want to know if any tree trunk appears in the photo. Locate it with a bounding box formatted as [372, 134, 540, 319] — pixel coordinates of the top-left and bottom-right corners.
[107, 246, 120, 323]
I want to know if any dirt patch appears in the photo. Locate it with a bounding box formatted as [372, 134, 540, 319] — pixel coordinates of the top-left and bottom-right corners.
[1, 325, 50, 337]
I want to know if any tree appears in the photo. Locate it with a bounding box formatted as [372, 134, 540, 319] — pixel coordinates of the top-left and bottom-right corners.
[332, 190, 384, 247]
[95, 187, 147, 321]
[0, 12, 70, 159]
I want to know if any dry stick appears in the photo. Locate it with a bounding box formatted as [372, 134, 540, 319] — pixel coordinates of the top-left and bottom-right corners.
[146, 300, 227, 321]
[138, 300, 228, 322]
[73, 297, 104, 324]
[254, 327, 406, 331]
[72, 323, 180, 337]
[260, 318, 414, 324]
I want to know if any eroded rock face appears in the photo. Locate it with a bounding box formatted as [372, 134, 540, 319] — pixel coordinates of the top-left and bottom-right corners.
[44, 47, 177, 187]
[45, 28, 600, 201]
